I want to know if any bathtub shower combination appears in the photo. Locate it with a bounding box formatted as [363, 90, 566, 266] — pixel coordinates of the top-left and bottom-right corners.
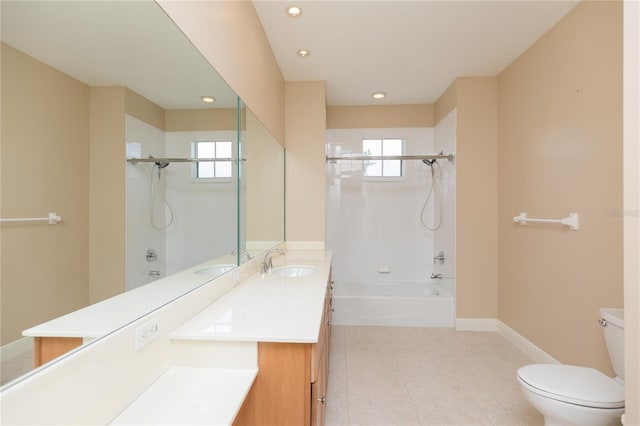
[331, 281, 454, 328]
[326, 122, 457, 329]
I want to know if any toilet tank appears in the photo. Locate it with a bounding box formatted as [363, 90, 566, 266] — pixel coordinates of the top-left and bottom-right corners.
[600, 308, 624, 380]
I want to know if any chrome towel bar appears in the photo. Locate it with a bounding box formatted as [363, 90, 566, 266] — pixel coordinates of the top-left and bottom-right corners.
[513, 212, 579, 231]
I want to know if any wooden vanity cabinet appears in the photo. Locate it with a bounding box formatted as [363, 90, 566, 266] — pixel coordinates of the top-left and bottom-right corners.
[234, 280, 332, 426]
[33, 336, 83, 367]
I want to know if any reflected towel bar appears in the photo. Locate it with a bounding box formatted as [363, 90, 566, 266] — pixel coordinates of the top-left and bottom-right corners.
[1, 212, 62, 224]
[513, 212, 579, 231]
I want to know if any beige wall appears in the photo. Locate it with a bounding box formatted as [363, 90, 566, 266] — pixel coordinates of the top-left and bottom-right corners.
[498, 1, 623, 373]
[158, 1, 285, 145]
[434, 81, 456, 124]
[125, 88, 165, 131]
[435, 77, 500, 320]
[89, 87, 127, 303]
[245, 110, 285, 243]
[165, 108, 237, 132]
[1, 43, 90, 344]
[285, 81, 327, 242]
[623, 0, 639, 419]
[456, 77, 500, 320]
[327, 104, 434, 129]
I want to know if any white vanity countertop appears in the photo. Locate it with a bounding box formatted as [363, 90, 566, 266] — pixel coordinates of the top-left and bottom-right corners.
[109, 367, 257, 425]
[22, 256, 238, 339]
[171, 250, 332, 343]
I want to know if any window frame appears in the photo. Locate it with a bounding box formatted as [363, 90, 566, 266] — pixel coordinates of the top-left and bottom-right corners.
[361, 138, 405, 182]
[191, 140, 234, 183]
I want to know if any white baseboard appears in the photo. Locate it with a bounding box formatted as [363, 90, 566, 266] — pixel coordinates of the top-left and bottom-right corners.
[497, 320, 560, 364]
[0, 337, 33, 361]
[455, 318, 560, 364]
[455, 318, 498, 331]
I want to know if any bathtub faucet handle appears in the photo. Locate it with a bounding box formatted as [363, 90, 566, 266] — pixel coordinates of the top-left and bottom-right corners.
[433, 251, 446, 265]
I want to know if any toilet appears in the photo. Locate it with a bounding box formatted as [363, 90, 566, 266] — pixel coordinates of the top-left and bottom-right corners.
[517, 308, 625, 426]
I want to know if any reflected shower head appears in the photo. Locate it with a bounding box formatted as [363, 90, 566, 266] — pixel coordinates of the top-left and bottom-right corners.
[155, 161, 170, 169]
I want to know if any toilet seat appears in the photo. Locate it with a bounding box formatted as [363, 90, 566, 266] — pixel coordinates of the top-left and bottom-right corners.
[517, 364, 624, 409]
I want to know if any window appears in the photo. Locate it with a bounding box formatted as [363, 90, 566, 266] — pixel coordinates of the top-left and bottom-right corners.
[362, 138, 403, 177]
[192, 141, 233, 180]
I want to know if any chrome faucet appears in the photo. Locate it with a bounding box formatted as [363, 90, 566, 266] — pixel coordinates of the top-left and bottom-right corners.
[261, 248, 285, 274]
[231, 248, 252, 261]
[430, 273, 443, 279]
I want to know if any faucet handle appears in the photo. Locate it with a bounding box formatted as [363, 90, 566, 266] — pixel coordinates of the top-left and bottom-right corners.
[433, 251, 446, 265]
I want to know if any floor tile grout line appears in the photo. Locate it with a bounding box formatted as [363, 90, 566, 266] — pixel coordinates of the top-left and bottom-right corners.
[326, 326, 543, 426]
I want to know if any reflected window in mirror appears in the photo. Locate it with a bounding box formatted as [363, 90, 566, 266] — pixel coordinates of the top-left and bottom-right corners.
[193, 141, 233, 180]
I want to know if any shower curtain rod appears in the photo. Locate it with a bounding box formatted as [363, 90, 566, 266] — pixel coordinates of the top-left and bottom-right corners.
[325, 153, 454, 162]
[127, 157, 244, 165]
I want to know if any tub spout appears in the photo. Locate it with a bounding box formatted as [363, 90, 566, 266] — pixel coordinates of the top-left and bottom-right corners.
[431, 273, 454, 280]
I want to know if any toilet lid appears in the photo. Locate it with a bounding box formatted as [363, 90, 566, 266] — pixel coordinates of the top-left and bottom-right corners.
[518, 364, 625, 409]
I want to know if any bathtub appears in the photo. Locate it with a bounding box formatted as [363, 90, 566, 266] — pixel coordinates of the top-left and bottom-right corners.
[331, 281, 454, 327]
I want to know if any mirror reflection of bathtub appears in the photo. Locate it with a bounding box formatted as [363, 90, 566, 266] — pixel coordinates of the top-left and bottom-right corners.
[0, 0, 284, 387]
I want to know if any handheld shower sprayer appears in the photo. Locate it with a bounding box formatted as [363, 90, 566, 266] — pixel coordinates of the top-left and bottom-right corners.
[422, 151, 444, 167]
[154, 161, 169, 177]
[148, 155, 170, 178]
[147, 155, 174, 229]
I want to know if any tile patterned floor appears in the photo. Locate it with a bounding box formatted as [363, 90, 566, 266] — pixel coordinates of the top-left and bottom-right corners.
[325, 326, 544, 426]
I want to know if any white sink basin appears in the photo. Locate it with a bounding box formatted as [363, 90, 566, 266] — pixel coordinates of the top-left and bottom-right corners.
[272, 265, 318, 278]
[194, 264, 235, 276]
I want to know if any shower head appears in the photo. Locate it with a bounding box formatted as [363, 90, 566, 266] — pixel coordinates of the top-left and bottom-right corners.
[147, 155, 170, 170]
[422, 159, 437, 167]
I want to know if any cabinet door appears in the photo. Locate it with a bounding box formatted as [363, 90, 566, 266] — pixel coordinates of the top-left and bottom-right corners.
[311, 341, 328, 426]
[234, 342, 311, 426]
[312, 283, 331, 426]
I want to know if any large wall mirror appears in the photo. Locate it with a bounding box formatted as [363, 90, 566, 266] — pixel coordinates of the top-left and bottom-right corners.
[1, 0, 284, 387]
[241, 105, 286, 257]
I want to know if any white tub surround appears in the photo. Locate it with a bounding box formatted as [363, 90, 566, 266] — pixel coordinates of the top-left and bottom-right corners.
[332, 281, 454, 327]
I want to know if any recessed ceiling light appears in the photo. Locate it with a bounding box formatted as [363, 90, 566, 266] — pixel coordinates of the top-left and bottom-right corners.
[297, 49, 310, 57]
[286, 5, 302, 17]
[200, 96, 216, 103]
[371, 92, 386, 100]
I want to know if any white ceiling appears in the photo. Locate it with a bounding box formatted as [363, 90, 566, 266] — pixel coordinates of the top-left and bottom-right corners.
[253, 0, 580, 106]
[2, 1, 580, 109]
[0, 1, 238, 109]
